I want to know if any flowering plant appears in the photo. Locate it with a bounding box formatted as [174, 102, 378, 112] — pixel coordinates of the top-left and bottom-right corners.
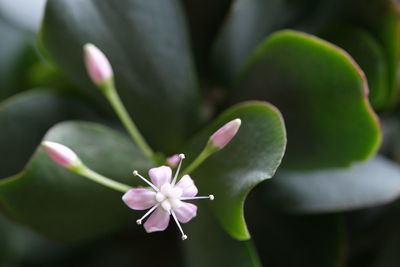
[0, 0, 400, 266]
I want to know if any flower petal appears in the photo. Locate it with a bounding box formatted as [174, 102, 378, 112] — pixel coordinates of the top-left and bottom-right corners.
[176, 175, 198, 197]
[144, 207, 170, 232]
[174, 202, 197, 223]
[122, 188, 157, 210]
[148, 166, 172, 188]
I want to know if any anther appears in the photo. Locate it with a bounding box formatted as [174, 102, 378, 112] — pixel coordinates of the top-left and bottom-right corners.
[171, 210, 187, 241]
[172, 153, 185, 185]
[136, 204, 159, 226]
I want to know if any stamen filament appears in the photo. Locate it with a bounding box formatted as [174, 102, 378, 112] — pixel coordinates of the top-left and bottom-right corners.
[180, 195, 214, 201]
[133, 170, 159, 192]
[170, 209, 187, 240]
[171, 154, 185, 185]
[136, 204, 159, 225]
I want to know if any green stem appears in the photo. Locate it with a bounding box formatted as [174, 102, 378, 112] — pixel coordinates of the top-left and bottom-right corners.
[182, 147, 212, 175]
[102, 80, 154, 160]
[76, 165, 131, 193]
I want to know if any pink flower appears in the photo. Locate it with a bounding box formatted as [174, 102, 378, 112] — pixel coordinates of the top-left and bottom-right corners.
[122, 154, 213, 240]
[84, 43, 113, 86]
[209, 118, 241, 150]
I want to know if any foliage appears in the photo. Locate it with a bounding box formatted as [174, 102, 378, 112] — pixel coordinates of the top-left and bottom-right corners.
[0, 0, 400, 266]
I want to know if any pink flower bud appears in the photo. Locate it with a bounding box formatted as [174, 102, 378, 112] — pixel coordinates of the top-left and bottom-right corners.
[84, 43, 113, 86]
[209, 118, 241, 150]
[166, 154, 181, 168]
[42, 141, 81, 169]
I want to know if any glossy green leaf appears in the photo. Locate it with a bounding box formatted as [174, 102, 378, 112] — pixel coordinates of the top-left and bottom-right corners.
[261, 156, 400, 213]
[0, 17, 36, 101]
[322, 26, 389, 109]
[185, 101, 286, 240]
[0, 121, 152, 242]
[0, 89, 97, 179]
[235, 30, 381, 169]
[183, 204, 261, 267]
[212, 0, 293, 81]
[40, 0, 200, 152]
[212, 0, 331, 82]
[212, 0, 400, 109]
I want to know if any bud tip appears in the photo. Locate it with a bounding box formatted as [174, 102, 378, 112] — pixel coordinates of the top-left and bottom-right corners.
[42, 141, 80, 168]
[209, 118, 241, 149]
[83, 43, 113, 86]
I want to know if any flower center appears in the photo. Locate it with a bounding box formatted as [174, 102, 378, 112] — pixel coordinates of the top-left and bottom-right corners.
[155, 183, 183, 211]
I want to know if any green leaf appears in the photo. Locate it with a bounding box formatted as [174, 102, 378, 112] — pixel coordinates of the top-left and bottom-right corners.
[321, 26, 389, 109]
[185, 101, 286, 240]
[0, 17, 36, 101]
[235, 30, 381, 169]
[212, 0, 323, 82]
[39, 0, 200, 153]
[0, 89, 97, 179]
[261, 156, 400, 213]
[183, 204, 261, 267]
[0, 121, 152, 242]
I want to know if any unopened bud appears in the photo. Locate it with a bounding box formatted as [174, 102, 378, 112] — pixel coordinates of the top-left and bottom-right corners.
[166, 154, 181, 168]
[209, 119, 241, 150]
[42, 141, 82, 169]
[84, 43, 113, 86]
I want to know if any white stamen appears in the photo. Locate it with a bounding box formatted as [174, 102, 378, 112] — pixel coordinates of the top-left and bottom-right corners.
[133, 170, 159, 191]
[180, 195, 215, 201]
[170, 209, 187, 241]
[136, 204, 159, 225]
[171, 154, 185, 185]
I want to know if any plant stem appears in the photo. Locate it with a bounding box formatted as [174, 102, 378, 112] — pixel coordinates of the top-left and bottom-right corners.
[77, 166, 131, 193]
[182, 147, 211, 175]
[102, 81, 154, 160]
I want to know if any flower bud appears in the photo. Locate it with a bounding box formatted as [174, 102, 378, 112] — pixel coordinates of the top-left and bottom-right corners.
[166, 154, 181, 168]
[84, 43, 113, 86]
[209, 118, 241, 150]
[42, 141, 82, 169]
